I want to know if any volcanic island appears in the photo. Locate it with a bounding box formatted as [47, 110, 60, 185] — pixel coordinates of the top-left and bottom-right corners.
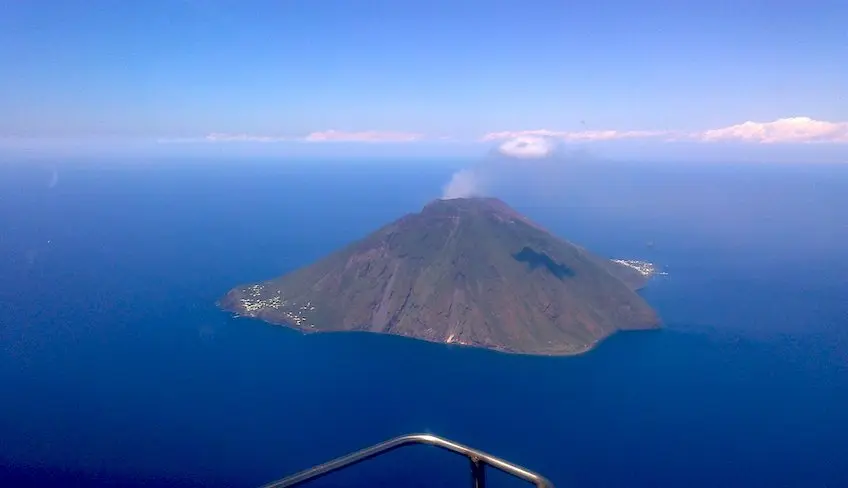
[219, 197, 661, 356]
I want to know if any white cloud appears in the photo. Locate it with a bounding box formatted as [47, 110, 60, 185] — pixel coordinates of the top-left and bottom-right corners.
[159, 131, 425, 144]
[561, 130, 670, 141]
[483, 129, 670, 142]
[157, 117, 848, 147]
[303, 130, 424, 143]
[497, 136, 557, 158]
[482, 129, 565, 141]
[156, 133, 288, 143]
[698, 117, 848, 143]
[205, 133, 288, 142]
[484, 117, 848, 145]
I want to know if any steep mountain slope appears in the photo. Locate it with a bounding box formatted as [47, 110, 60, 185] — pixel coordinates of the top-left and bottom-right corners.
[219, 198, 660, 355]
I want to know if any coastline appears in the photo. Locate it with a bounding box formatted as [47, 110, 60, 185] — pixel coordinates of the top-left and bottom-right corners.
[220, 302, 638, 358]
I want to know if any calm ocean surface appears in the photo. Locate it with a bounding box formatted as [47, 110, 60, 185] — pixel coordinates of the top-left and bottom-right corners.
[1, 160, 846, 487]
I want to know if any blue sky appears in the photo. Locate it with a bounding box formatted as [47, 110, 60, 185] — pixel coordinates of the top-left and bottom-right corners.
[1, 0, 846, 160]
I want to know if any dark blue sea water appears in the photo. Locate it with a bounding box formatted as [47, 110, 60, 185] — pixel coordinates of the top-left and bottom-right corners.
[1, 159, 847, 487]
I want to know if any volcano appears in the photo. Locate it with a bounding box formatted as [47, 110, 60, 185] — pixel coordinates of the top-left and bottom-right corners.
[219, 197, 660, 355]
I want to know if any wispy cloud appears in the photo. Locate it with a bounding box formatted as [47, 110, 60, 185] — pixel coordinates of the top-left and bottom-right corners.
[159, 130, 426, 144]
[303, 130, 424, 143]
[205, 133, 289, 142]
[483, 129, 671, 142]
[482, 129, 563, 140]
[483, 117, 848, 144]
[156, 133, 288, 144]
[157, 117, 848, 146]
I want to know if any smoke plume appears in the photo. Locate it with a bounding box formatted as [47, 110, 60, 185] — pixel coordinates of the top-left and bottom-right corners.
[440, 136, 567, 199]
[441, 169, 481, 199]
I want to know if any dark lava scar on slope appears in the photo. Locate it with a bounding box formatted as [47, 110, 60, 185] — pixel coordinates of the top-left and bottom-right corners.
[511, 246, 575, 280]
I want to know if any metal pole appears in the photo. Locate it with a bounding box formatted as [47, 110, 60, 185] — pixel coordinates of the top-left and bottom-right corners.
[470, 458, 486, 488]
[261, 433, 552, 488]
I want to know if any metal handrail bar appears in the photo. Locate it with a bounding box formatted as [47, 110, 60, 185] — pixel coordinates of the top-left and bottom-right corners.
[260, 433, 554, 488]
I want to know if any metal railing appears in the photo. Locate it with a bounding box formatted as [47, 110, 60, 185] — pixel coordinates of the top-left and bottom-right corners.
[260, 433, 554, 488]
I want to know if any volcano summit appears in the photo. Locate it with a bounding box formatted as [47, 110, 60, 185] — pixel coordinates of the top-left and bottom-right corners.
[219, 198, 660, 355]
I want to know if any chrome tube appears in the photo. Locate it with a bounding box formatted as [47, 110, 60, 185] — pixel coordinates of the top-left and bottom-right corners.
[260, 433, 554, 488]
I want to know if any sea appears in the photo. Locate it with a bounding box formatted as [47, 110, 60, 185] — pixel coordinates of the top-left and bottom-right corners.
[1, 158, 846, 487]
